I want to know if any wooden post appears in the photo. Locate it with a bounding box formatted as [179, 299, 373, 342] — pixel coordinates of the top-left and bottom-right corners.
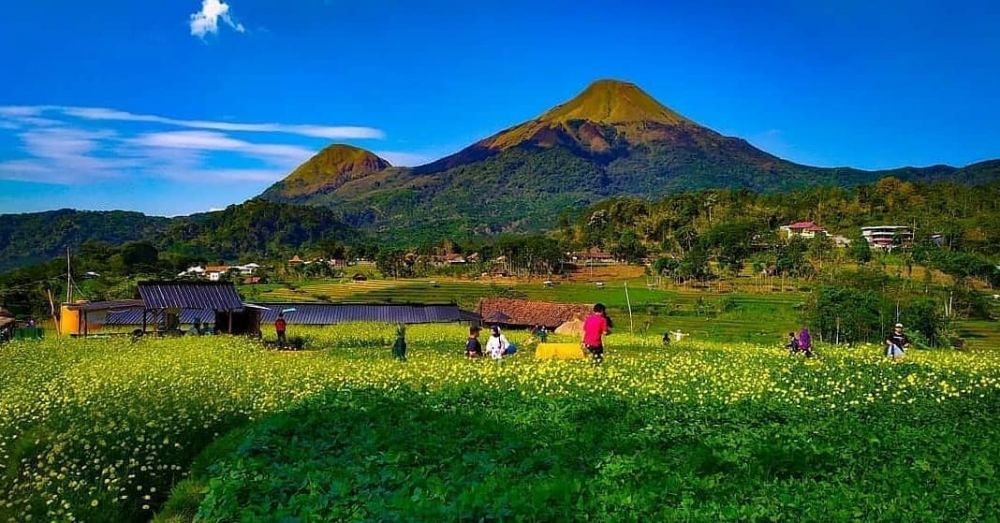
[46, 288, 60, 336]
[624, 281, 634, 334]
[227, 310, 233, 334]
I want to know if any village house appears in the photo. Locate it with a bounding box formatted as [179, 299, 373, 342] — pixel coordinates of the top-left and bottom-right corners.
[861, 225, 913, 251]
[780, 221, 828, 239]
[571, 247, 616, 265]
[204, 265, 230, 281]
[177, 265, 205, 278]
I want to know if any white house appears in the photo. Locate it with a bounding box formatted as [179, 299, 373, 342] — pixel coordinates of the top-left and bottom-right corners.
[779, 221, 828, 239]
[861, 226, 913, 251]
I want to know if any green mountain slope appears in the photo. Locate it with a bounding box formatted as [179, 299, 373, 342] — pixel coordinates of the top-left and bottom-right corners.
[260, 80, 1000, 239]
[260, 144, 391, 201]
[0, 201, 358, 272]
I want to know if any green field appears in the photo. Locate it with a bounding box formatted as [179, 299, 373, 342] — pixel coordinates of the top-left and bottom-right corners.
[246, 277, 1000, 347]
[247, 278, 810, 344]
[2, 328, 999, 522]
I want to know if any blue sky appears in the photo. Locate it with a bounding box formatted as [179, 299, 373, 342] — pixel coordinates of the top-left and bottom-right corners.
[1, 0, 999, 216]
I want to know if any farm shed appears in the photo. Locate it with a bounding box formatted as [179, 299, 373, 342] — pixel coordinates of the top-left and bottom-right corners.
[59, 299, 145, 336]
[477, 298, 590, 330]
[137, 281, 252, 335]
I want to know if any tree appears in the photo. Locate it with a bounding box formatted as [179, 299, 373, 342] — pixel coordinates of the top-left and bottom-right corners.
[700, 221, 755, 275]
[611, 231, 646, 264]
[677, 248, 711, 283]
[807, 234, 835, 268]
[776, 238, 813, 277]
[849, 234, 872, 265]
[119, 242, 159, 271]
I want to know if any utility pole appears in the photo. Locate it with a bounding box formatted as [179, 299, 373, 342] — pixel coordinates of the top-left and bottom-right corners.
[66, 247, 72, 304]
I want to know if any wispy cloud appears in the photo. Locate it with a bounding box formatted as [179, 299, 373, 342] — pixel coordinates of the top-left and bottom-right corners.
[374, 150, 434, 167]
[0, 103, 435, 190]
[131, 130, 313, 162]
[0, 110, 324, 184]
[58, 106, 384, 140]
[190, 0, 245, 38]
[0, 128, 137, 184]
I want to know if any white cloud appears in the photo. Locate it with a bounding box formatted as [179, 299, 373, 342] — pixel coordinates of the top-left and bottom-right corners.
[132, 130, 313, 163]
[59, 106, 384, 139]
[0, 127, 137, 183]
[0, 106, 44, 117]
[0, 104, 432, 188]
[190, 0, 245, 38]
[374, 151, 434, 167]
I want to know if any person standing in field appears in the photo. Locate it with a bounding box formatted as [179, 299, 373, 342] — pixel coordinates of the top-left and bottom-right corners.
[582, 303, 611, 364]
[275, 312, 287, 348]
[393, 324, 408, 361]
[798, 327, 813, 357]
[886, 323, 909, 361]
[465, 326, 483, 359]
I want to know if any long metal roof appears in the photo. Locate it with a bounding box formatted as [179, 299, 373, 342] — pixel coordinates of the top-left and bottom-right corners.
[104, 302, 477, 326]
[138, 282, 243, 311]
[255, 303, 468, 325]
[104, 308, 214, 326]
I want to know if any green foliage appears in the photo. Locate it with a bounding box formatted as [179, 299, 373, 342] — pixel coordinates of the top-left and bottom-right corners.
[807, 270, 950, 345]
[850, 233, 873, 265]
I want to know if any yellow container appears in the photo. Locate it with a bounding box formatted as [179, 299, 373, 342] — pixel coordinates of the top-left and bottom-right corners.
[59, 305, 80, 336]
[535, 343, 586, 360]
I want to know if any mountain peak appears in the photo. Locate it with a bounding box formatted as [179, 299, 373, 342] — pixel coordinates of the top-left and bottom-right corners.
[262, 144, 390, 199]
[538, 79, 689, 125]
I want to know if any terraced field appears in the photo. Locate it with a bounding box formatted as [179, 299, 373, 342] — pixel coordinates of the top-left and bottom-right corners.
[247, 277, 998, 346]
[247, 278, 808, 343]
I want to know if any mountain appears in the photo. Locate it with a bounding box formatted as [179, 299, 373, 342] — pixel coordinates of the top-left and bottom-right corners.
[259, 79, 1000, 239]
[260, 144, 391, 201]
[0, 210, 171, 272]
[0, 200, 358, 272]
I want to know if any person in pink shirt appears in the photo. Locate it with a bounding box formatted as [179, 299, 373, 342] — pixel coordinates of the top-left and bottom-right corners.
[582, 303, 612, 363]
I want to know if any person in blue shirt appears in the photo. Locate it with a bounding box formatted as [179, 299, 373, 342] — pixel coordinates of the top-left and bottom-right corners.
[465, 326, 483, 358]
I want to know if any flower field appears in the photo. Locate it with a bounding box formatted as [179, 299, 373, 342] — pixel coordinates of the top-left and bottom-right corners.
[1, 326, 999, 521]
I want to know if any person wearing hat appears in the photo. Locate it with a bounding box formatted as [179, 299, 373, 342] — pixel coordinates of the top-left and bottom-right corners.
[886, 323, 909, 360]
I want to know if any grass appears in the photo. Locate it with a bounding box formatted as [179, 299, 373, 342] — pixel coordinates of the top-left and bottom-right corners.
[1, 328, 999, 521]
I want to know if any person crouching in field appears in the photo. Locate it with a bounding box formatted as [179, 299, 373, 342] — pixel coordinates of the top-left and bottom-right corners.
[486, 326, 512, 360]
[466, 326, 483, 359]
[798, 327, 813, 358]
[582, 303, 611, 364]
[785, 332, 800, 354]
[886, 323, 909, 361]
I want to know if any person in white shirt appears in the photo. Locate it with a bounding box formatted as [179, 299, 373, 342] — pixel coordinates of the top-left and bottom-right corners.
[485, 325, 511, 360]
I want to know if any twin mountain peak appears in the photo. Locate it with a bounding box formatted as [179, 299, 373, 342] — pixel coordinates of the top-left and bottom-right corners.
[263, 79, 709, 199]
[261, 79, 998, 234]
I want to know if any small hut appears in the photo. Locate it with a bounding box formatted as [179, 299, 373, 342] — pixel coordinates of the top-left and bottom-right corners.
[137, 281, 252, 335]
[477, 298, 590, 330]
